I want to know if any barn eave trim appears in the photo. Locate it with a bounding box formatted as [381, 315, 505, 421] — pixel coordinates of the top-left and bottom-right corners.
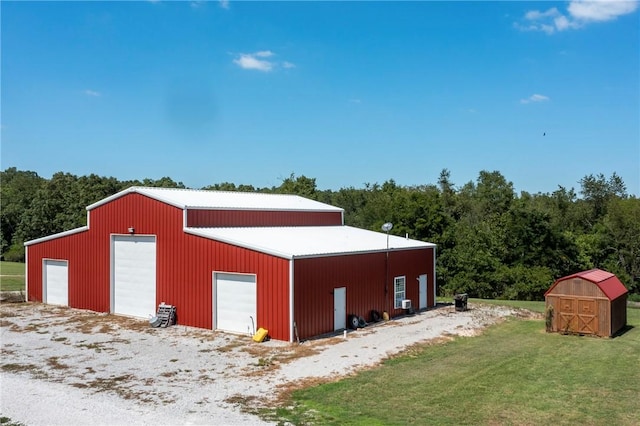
[24, 226, 89, 246]
[184, 228, 294, 260]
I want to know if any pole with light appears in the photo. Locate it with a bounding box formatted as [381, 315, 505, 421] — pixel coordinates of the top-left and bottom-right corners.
[381, 222, 393, 313]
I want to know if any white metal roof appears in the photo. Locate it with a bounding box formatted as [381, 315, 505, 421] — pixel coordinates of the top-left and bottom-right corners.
[87, 186, 344, 212]
[185, 226, 435, 259]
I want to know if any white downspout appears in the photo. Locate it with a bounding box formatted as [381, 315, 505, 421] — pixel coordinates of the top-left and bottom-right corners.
[289, 258, 295, 343]
[24, 245, 28, 302]
[433, 246, 437, 307]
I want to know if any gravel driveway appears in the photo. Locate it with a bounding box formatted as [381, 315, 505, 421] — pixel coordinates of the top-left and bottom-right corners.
[1, 302, 522, 425]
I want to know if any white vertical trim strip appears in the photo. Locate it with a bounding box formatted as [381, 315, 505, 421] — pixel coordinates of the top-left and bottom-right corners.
[212, 271, 217, 330]
[110, 235, 115, 313]
[24, 246, 29, 302]
[433, 247, 437, 306]
[289, 258, 295, 343]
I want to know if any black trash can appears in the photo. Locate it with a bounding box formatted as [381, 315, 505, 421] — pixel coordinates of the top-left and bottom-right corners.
[454, 293, 468, 312]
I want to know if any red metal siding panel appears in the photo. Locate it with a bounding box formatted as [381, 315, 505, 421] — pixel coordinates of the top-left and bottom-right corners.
[165, 234, 290, 340]
[389, 248, 436, 309]
[27, 193, 292, 341]
[293, 247, 434, 340]
[27, 230, 109, 311]
[187, 209, 343, 227]
[294, 253, 385, 340]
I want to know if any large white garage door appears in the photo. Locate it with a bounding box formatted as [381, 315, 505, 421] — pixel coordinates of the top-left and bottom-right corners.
[214, 272, 256, 335]
[44, 260, 68, 306]
[112, 235, 156, 318]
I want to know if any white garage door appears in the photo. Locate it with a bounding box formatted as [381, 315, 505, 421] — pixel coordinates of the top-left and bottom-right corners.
[214, 272, 256, 335]
[112, 235, 156, 318]
[44, 260, 68, 306]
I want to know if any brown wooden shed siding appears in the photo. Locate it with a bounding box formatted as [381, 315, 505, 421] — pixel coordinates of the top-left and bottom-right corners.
[551, 278, 606, 298]
[545, 276, 627, 337]
[187, 209, 343, 227]
[610, 296, 627, 336]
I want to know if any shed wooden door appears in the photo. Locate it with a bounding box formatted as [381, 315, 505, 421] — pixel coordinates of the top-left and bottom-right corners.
[576, 299, 598, 335]
[557, 297, 598, 335]
[557, 298, 577, 333]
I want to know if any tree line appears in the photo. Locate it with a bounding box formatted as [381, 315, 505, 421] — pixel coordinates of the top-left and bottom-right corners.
[2, 167, 638, 299]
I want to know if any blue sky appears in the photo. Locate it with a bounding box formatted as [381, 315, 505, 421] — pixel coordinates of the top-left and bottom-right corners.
[2, 1, 639, 195]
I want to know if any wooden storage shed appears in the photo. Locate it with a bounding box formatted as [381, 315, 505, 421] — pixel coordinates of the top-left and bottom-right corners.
[25, 187, 437, 342]
[545, 269, 628, 337]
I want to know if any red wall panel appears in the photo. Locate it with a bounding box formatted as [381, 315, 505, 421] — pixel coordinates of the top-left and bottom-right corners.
[293, 247, 434, 340]
[187, 209, 343, 227]
[27, 230, 109, 312]
[27, 193, 293, 341]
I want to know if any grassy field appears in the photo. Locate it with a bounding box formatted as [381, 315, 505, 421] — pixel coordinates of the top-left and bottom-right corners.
[468, 298, 547, 313]
[438, 297, 548, 314]
[0, 261, 25, 291]
[268, 301, 640, 425]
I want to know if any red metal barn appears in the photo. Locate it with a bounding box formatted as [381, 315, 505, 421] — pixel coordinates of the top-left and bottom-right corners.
[545, 269, 628, 337]
[25, 187, 437, 342]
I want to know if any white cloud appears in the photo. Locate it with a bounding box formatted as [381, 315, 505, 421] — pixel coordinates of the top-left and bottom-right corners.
[219, 0, 229, 9]
[233, 53, 273, 72]
[232, 51, 295, 72]
[520, 94, 550, 104]
[525, 8, 560, 20]
[254, 50, 274, 58]
[84, 89, 101, 97]
[516, 0, 638, 34]
[568, 0, 638, 21]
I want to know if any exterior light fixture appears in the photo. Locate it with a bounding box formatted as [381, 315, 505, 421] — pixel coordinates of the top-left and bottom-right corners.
[128, 227, 135, 235]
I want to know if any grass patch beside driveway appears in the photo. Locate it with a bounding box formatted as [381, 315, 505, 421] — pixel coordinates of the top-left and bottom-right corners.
[0, 261, 25, 292]
[273, 305, 640, 425]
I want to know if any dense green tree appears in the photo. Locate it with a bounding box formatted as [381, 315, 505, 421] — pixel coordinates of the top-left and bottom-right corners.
[579, 172, 627, 227]
[0, 168, 45, 260]
[202, 182, 256, 192]
[2, 166, 637, 297]
[272, 173, 318, 199]
[598, 197, 640, 293]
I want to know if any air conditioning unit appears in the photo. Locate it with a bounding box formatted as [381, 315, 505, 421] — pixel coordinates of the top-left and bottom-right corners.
[401, 299, 412, 309]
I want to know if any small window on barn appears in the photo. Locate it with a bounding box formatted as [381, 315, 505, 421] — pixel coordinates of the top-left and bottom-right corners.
[394, 276, 406, 309]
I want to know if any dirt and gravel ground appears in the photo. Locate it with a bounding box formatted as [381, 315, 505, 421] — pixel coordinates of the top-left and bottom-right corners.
[0, 301, 526, 425]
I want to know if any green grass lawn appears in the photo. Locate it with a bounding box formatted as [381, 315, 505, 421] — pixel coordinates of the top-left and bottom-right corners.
[268, 305, 640, 425]
[0, 261, 25, 291]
